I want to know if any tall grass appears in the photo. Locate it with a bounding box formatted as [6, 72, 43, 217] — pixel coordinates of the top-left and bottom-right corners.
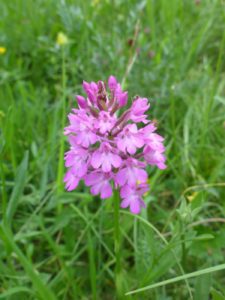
[0, 0, 225, 299]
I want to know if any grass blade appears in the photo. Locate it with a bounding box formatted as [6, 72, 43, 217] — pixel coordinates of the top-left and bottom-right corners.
[126, 264, 225, 295]
[5, 151, 29, 226]
[0, 287, 32, 298]
[0, 225, 56, 300]
[121, 210, 193, 299]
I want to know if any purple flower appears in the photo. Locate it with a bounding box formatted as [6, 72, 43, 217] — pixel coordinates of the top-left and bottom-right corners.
[108, 75, 128, 107]
[64, 170, 80, 191]
[64, 111, 98, 147]
[143, 132, 165, 152]
[144, 146, 167, 170]
[108, 75, 117, 91]
[116, 124, 144, 155]
[120, 184, 149, 214]
[94, 111, 116, 134]
[76, 95, 87, 109]
[82, 81, 99, 105]
[130, 97, 150, 123]
[64, 75, 166, 214]
[64, 146, 89, 177]
[85, 171, 112, 199]
[115, 158, 148, 187]
[91, 143, 122, 172]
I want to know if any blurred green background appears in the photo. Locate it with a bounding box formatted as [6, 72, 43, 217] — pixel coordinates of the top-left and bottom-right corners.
[0, 0, 225, 299]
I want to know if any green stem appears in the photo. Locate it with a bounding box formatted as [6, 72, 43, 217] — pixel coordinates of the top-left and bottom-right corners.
[0, 158, 7, 219]
[114, 190, 122, 299]
[85, 207, 97, 300]
[180, 221, 187, 270]
[181, 233, 186, 269]
[56, 46, 66, 212]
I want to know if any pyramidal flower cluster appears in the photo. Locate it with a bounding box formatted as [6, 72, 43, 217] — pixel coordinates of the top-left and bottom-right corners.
[64, 76, 166, 214]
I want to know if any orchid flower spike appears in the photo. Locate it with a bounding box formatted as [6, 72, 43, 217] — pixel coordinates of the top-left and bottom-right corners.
[64, 75, 166, 214]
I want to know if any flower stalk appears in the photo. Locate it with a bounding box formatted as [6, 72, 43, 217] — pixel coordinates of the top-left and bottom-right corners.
[114, 189, 122, 298]
[57, 46, 67, 212]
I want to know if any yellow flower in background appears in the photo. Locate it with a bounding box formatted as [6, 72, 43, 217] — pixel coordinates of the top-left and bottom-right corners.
[91, 0, 100, 6]
[56, 32, 69, 46]
[92, 0, 109, 6]
[0, 47, 6, 55]
[186, 191, 198, 202]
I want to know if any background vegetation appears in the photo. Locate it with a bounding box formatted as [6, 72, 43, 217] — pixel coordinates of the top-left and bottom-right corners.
[0, 0, 225, 299]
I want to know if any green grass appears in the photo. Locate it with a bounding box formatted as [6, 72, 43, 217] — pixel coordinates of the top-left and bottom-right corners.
[0, 0, 225, 299]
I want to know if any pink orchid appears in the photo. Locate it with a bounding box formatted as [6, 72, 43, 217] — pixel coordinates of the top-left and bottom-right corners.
[64, 147, 89, 177]
[94, 111, 116, 134]
[144, 146, 167, 170]
[91, 143, 122, 172]
[116, 124, 144, 155]
[115, 158, 148, 187]
[85, 171, 112, 199]
[108, 75, 128, 107]
[120, 184, 149, 214]
[130, 97, 150, 123]
[64, 76, 166, 214]
[64, 170, 80, 191]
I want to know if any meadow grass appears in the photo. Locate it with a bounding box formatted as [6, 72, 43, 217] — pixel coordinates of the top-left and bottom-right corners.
[0, 0, 225, 299]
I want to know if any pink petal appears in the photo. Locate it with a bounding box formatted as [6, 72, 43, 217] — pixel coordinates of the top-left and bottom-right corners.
[76, 95, 87, 109]
[135, 168, 148, 183]
[115, 169, 127, 186]
[90, 183, 101, 196]
[75, 133, 89, 147]
[102, 159, 111, 172]
[117, 138, 126, 153]
[86, 89, 96, 103]
[111, 154, 122, 168]
[133, 136, 144, 148]
[127, 142, 136, 155]
[64, 171, 79, 191]
[158, 163, 167, 169]
[90, 81, 98, 92]
[118, 91, 128, 107]
[82, 81, 91, 95]
[85, 173, 100, 186]
[126, 171, 136, 186]
[108, 75, 117, 90]
[100, 182, 112, 199]
[130, 199, 141, 214]
[91, 151, 102, 169]
[120, 185, 132, 198]
[89, 132, 98, 144]
[120, 198, 130, 209]
[129, 124, 138, 133]
[72, 163, 87, 177]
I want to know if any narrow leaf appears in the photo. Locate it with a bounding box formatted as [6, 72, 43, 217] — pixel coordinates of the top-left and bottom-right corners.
[211, 288, 225, 300]
[0, 287, 32, 298]
[0, 225, 56, 300]
[126, 264, 225, 295]
[6, 151, 29, 225]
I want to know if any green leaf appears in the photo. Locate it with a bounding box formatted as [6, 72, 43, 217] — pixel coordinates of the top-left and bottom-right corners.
[211, 288, 225, 300]
[0, 225, 56, 300]
[126, 264, 225, 295]
[194, 273, 211, 300]
[5, 151, 29, 226]
[121, 210, 193, 299]
[194, 234, 215, 241]
[0, 287, 32, 299]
